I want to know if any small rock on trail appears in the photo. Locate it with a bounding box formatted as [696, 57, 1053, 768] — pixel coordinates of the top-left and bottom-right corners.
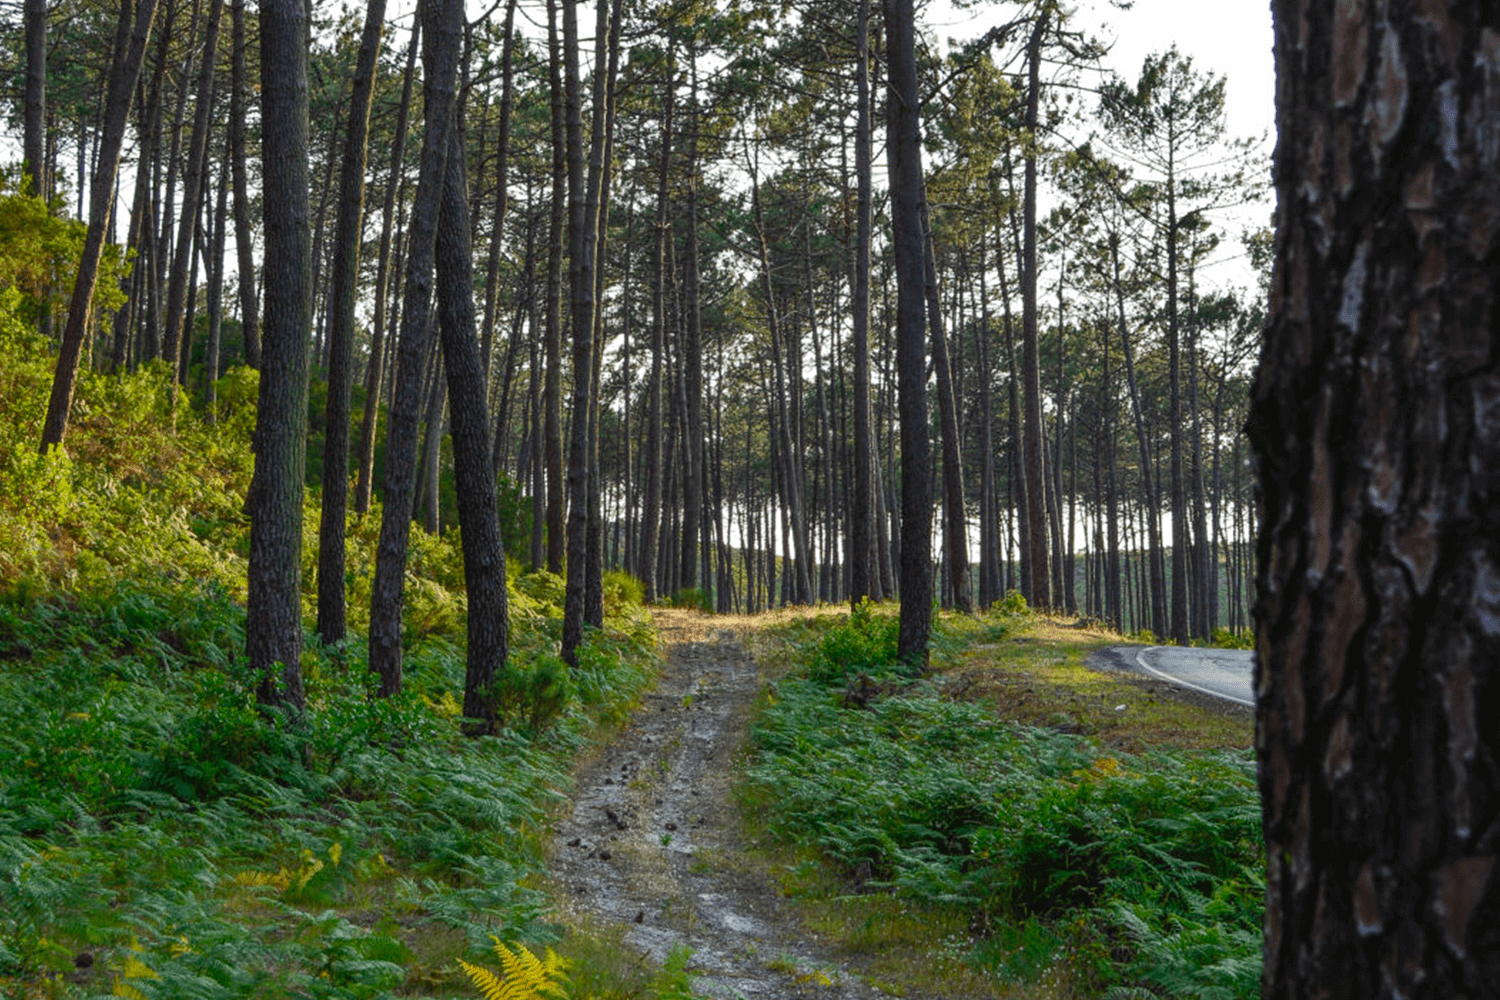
[547, 610, 932, 999]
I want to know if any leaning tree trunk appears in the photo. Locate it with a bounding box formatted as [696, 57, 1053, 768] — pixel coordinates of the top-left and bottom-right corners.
[246, 0, 311, 715]
[884, 0, 932, 669]
[39, 0, 162, 452]
[1250, 3, 1500, 995]
[367, 0, 460, 696]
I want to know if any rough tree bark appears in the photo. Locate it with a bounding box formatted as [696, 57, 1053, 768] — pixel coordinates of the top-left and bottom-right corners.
[435, 122, 509, 732]
[884, 0, 932, 668]
[247, 0, 311, 714]
[1250, 3, 1500, 995]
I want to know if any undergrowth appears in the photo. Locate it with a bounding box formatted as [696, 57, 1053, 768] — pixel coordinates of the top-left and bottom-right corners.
[0, 246, 680, 997]
[745, 603, 1263, 999]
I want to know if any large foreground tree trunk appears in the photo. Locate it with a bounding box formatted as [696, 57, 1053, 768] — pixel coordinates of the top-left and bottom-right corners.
[1250, 3, 1500, 995]
[247, 0, 310, 714]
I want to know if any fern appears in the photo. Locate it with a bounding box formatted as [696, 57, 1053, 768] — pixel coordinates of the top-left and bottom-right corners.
[459, 937, 569, 1000]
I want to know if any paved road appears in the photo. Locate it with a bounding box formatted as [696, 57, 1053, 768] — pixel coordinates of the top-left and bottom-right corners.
[1094, 645, 1256, 708]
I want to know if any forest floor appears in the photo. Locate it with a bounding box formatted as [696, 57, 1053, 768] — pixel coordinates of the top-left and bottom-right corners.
[545, 608, 933, 1000]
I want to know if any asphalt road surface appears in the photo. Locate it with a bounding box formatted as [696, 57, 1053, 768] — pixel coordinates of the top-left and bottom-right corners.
[1095, 645, 1256, 708]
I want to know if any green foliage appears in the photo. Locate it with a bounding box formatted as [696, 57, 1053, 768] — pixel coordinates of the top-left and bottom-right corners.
[747, 621, 1264, 999]
[996, 589, 1029, 616]
[1210, 627, 1253, 650]
[0, 296, 663, 997]
[666, 587, 711, 611]
[803, 599, 905, 684]
[601, 570, 644, 613]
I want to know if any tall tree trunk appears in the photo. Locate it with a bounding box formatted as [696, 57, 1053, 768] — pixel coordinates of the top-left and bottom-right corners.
[885, 0, 932, 668]
[24, 0, 47, 199]
[1019, 7, 1051, 608]
[368, 0, 460, 695]
[542, 0, 566, 574]
[228, 0, 257, 368]
[162, 0, 221, 386]
[750, 161, 813, 604]
[920, 199, 970, 612]
[39, 0, 162, 452]
[316, 0, 386, 645]
[203, 135, 229, 415]
[478, 0, 519, 387]
[1111, 235, 1166, 638]
[247, 0, 310, 715]
[849, 0, 873, 608]
[436, 119, 509, 732]
[1253, 3, 1500, 993]
[354, 21, 418, 516]
[638, 64, 672, 602]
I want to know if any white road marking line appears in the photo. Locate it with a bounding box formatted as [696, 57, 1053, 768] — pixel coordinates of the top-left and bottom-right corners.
[1133, 646, 1255, 708]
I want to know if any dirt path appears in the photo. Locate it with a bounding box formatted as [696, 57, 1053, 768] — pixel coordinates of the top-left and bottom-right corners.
[547, 609, 916, 999]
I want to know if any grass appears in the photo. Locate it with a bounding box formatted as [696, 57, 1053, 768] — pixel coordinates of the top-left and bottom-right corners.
[739, 599, 1263, 1000]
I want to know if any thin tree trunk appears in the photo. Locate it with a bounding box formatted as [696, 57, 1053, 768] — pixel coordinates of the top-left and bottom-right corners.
[354, 20, 419, 516]
[162, 0, 221, 385]
[226, 0, 257, 367]
[1019, 8, 1051, 608]
[316, 0, 386, 645]
[542, 0, 566, 574]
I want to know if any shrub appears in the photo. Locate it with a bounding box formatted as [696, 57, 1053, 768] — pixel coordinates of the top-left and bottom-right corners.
[602, 570, 644, 613]
[804, 599, 904, 684]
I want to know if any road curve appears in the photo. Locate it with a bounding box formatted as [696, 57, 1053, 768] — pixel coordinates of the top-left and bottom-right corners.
[1094, 645, 1256, 708]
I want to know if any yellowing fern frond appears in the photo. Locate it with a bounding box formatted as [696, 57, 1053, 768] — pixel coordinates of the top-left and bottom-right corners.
[113, 937, 159, 999]
[458, 938, 570, 1000]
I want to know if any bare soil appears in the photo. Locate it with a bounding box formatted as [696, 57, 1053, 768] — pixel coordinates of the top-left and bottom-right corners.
[546, 609, 928, 999]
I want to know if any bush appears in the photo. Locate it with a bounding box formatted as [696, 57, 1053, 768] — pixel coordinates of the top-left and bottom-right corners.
[602, 569, 645, 613]
[804, 599, 904, 684]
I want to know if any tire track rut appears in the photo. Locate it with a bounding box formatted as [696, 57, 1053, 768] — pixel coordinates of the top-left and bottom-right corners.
[547, 612, 915, 999]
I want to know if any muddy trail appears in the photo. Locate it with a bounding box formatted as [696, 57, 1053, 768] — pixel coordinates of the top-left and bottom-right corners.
[547, 609, 932, 1000]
